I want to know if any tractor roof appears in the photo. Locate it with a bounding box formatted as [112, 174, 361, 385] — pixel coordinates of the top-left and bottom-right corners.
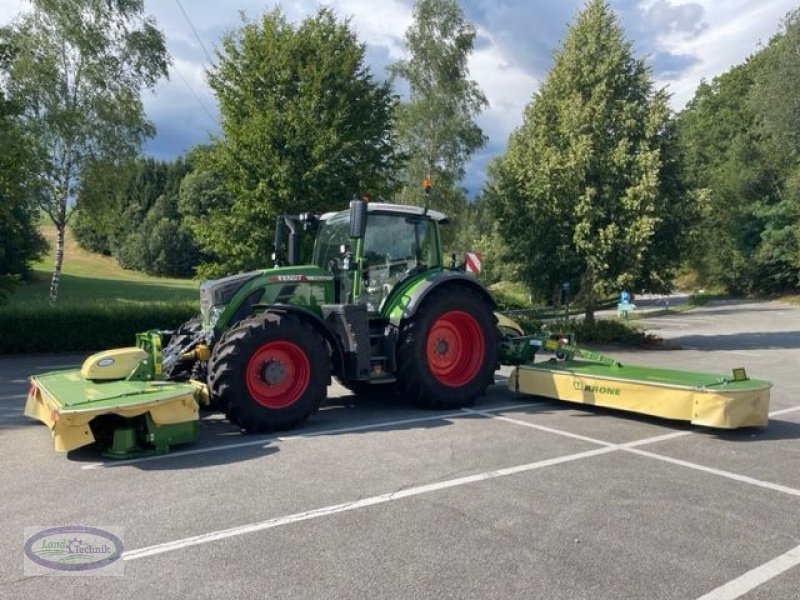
[320, 202, 448, 223]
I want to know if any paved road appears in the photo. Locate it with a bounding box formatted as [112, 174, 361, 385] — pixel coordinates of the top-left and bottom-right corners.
[0, 300, 798, 599]
[595, 292, 689, 319]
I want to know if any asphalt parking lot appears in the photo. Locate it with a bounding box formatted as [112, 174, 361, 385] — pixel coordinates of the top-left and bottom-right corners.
[0, 299, 798, 599]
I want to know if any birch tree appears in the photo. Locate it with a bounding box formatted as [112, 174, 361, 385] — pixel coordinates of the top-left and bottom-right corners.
[1, 0, 168, 301]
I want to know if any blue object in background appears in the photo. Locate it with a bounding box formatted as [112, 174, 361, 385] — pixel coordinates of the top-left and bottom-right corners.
[618, 291, 635, 318]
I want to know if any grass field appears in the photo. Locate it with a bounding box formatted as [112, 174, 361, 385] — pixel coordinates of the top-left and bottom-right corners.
[6, 224, 199, 308]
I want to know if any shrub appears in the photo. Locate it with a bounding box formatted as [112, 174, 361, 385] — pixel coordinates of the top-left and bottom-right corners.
[570, 318, 658, 346]
[688, 291, 727, 306]
[491, 282, 533, 310]
[0, 302, 198, 354]
[512, 314, 543, 334]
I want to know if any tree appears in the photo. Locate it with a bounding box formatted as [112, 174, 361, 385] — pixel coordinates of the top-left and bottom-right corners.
[389, 0, 487, 247]
[748, 10, 800, 292]
[0, 96, 47, 300]
[677, 10, 800, 294]
[1, 0, 168, 302]
[750, 9, 800, 150]
[73, 156, 200, 277]
[487, 0, 691, 321]
[189, 9, 400, 276]
[71, 159, 133, 255]
[0, 43, 46, 301]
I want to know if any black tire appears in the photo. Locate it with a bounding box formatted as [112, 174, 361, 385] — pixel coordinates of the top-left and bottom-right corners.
[396, 286, 498, 409]
[208, 313, 329, 433]
[162, 317, 202, 381]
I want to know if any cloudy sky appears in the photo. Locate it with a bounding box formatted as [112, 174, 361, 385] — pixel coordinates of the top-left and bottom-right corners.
[1, 0, 796, 193]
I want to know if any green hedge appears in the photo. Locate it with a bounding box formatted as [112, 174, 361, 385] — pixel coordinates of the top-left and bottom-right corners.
[501, 313, 657, 347]
[0, 303, 198, 354]
[571, 318, 658, 346]
[492, 285, 532, 311]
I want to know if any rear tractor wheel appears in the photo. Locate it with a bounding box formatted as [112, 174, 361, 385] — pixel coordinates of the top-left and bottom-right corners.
[396, 287, 498, 409]
[208, 313, 330, 433]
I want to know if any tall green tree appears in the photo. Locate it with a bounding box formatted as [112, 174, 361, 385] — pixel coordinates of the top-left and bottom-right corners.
[678, 10, 800, 294]
[750, 9, 800, 150]
[190, 9, 400, 276]
[0, 60, 46, 301]
[746, 9, 800, 291]
[487, 0, 690, 321]
[389, 0, 487, 246]
[1, 0, 168, 302]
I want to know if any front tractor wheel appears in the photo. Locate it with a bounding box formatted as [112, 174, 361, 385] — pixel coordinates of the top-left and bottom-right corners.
[397, 287, 498, 409]
[208, 314, 329, 433]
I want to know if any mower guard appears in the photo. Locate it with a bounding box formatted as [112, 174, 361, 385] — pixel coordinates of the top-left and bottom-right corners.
[25, 370, 201, 453]
[509, 360, 771, 429]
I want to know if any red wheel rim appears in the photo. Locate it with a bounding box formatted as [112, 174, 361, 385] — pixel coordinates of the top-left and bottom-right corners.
[426, 310, 485, 387]
[246, 341, 310, 409]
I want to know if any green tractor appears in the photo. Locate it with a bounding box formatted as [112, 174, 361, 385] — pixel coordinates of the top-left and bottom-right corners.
[25, 197, 772, 457]
[161, 198, 503, 433]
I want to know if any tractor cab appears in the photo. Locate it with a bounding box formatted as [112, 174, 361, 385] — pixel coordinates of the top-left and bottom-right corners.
[313, 202, 447, 311]
[171, 197, 496, 436]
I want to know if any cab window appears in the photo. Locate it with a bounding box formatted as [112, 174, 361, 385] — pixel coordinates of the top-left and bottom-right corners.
[360, 214, 439, 311]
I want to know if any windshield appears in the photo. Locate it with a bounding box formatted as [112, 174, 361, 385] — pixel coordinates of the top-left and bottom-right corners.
[313, 211, 350, 269]
[362, 214, 438, 269]
[313, 210, 441, 272]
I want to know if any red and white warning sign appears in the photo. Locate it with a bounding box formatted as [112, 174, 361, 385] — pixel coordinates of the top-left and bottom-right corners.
[464, 252, 482, 274]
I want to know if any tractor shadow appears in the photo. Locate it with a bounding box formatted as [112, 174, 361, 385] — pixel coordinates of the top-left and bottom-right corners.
[64, 388, 462, 470]
[65, 413, 279, 470]
[502, 394, 800, 442]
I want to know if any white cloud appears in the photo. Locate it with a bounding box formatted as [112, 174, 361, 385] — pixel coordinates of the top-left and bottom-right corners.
[1, 0, 797, 191]
[469, 27, 538, 138]
[323, 0, 413, 56]
[651, 0, 796, 107]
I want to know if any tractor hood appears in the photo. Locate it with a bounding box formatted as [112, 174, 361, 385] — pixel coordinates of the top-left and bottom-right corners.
[200, 271, 262, 325]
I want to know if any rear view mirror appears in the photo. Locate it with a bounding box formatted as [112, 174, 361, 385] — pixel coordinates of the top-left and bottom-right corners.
[349, 198, 367, 239]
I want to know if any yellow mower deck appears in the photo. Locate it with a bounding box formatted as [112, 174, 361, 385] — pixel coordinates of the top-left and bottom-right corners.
[509, 360, 771, 429]
[25, 370, 201, 453]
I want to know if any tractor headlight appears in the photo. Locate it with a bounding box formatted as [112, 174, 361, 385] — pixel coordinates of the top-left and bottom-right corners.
[208, 305, 225, 330]
[200, 271, 261, 330]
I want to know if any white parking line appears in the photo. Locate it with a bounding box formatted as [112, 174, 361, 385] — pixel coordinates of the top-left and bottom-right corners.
[0, 394, 25, 401]
[769, 405, 800, 418]
[695, 543, 800, 600]
[622, 431, 693, 447]
[122, 402, 799, 562]
[464, 408, 614, 447]
[122, 445, 617, 561]
[276, 410, 468, 440]
[475, 404, 800, 498]
[626, 448, 800, 497]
